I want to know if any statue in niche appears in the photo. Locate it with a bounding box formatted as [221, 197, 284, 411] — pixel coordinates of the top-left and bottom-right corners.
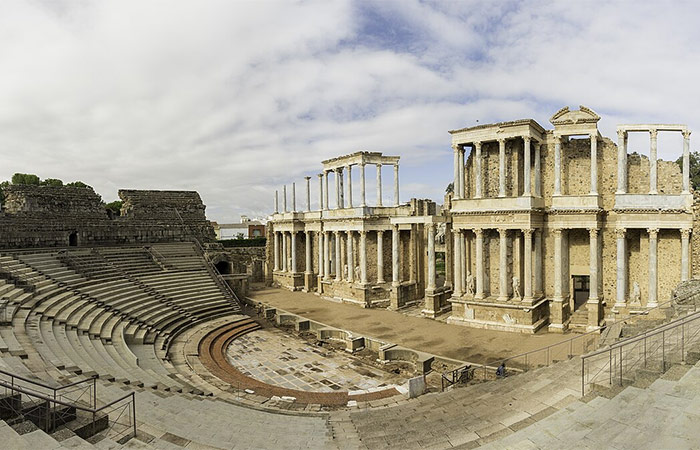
[466, 271, 475, 295]
[512, 276, 521, 300]
[354, 265, 361, 281]
[631, 282, 641, 305]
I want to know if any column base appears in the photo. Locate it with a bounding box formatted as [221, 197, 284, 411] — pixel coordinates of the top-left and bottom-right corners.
[647, 302, 659, 308]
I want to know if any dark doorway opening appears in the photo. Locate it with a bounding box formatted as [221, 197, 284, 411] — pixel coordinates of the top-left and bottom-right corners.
[572, 275, 589, 310]
[215, 261, 233, 275]
[68, 232, 78, 247]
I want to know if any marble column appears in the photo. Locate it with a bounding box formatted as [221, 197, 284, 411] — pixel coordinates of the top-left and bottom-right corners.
[474, 142, 482, 198]
[458, 147, 465, 199]
[347, 231, 354, 283]
[283, 185, 288, 212]
[523, 137, 531, 196]
[392, 225, 400, 286]
[682, 229, 691, 282]
[615, 228, 627, 307]
[553, 229, 563, 302]
[498, 139, 506, 197]
[318, 174, 324, 211]
[453, 230, 463, 296]
[427, 224, 436, 290]
[589, 228, 599, 302]
[334, 231, 341, 281]
[377, 230, 385, 283]
[338, 168, 345, 208]
[683, 131, 692, 194]
[290, 232, 297, 272]
[649, 129, 658, 194]
[498, 228, 508, 300]
[590, 134, 598, 195]
[273, 231, 280, 271]
[324, 171, 330, 210]
[459, 229, 466, 291]
[282, 232, 288, 272]
[317, 232, 324, 289]
[360, 163, 366, 207]
[554, 137, 562, 195]
[360, 231, 368, 284]
[453, 145, 461, 200]
[534, 229, 542, 295]
[305, 231, 312, 275]
[534, 143, 542, 197]
[346, 165, 353, 208]
[393, 164, 400, 206]
[616, 130, 627, 194]
[409, 226, 417, 283]
[305, 177, 311, 212]
[376, 164, 383, 206]
[475, 229, 484, 299]
[323, 232, 330, 280]
[291, 182, 296, 212]
[334, 169, 341, 209]
[648, 228, 658, 307]
[523, 229, 533, 301]
[274, 190, 279, 214]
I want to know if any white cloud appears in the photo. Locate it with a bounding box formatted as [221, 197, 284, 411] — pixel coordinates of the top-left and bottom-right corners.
[0, 0, 698, 222]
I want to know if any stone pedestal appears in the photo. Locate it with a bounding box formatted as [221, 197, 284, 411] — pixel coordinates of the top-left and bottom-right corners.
[303, 272, 316, 292]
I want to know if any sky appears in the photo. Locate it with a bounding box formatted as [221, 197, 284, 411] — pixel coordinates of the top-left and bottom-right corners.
[1, 0, 700, 223]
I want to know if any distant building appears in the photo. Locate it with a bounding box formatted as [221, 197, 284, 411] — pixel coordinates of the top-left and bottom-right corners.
[213, 215, 266, 239]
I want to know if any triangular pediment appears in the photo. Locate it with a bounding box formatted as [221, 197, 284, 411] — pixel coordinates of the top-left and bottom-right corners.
[550, 105, 600, 125]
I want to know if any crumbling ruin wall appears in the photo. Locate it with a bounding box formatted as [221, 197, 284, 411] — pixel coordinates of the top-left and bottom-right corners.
[0, 186, 215, 249]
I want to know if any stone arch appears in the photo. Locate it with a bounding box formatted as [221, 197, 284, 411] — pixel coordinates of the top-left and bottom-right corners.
[68, 232, 78, 247]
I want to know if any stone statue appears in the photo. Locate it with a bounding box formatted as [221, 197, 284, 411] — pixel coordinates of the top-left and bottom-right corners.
[631, 281, 641, 305]
[512, 276, 521, 300]
[466, 271, 474, 295]
[354, 265, 361, 281]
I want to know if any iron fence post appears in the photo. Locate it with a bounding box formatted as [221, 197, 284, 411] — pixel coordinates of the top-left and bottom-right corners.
[619, 346, 623, 386]
[609, 349, 612, 386]
[132, 392, 137, 438]
[581, 358, 585, 396]
[662, 330, 666, 371]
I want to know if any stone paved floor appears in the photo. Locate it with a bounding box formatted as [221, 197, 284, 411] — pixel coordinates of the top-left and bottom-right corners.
[226, 327, 407, 393]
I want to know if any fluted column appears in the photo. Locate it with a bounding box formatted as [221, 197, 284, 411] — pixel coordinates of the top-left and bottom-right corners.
[427, 224, 436, 290]
[290, 232, 297, 272]
[393, 164, 400, 206]
[346, 165, 353, 208]
[392, 225, 400, 286]
[474, 142, 482, 198]
[534, 229, 542, 295]
[523, 137, 531, 196]
[359, 163, 366, 207]
[360, 231, 368, 284]
[648, 228, 658, 307]
[323, 232, 330, 280]
[347, 231, 354, 283]
[334, 169, 341, 209]
[334, 231, 341, 281]
[282, 232, 288, 272]
[376, 164, 383, 206]
[453, 230, 463, 296]
[616, 130, 627, 194]
[498, 228, 508, 300]
[553, 229, 563, 302]
[318, 174, 324, 211]
[615, 228, 627, 307]
[338, 168, 345, 208]
[475, 229, 484, 299]
[650, 129, 658, 194]
[534, 142, 542, 197]
[498, 139, 506, 197]
[377, 230, 385, 283]
[305, 231, 312, 274]
[453, 145, 461, 200]
[317, 232, 324, 289]
[459, 229, 466, 290]
[683, 131, 691, 194]
[305, 177, 311, 212]
[458, 147, 465, 199]
[590, 134, 598, 195]
[589, 228, 599, 302]
[274, 190, 279, 214]
[554, 137, 562, 195]
[682, 229, 691, 282]
[273, 231, 280, 271]
[324, 171, 329, 210]
[523, 229, 533, 301]
[283, 185, 288, 212]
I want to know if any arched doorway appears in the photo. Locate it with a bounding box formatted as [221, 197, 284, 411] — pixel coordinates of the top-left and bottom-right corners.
[215, 261, 233, 275]
[68, 232, 78, 247]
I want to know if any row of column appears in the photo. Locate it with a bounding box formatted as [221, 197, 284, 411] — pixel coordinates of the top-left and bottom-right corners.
[453, 137, 542, 200]
[273, 228, 413, 287]
[616, 129, 692, 195]
[553, 134, 598, 196]
[615, 228, 691, 308]
[273, 164, 401, 214]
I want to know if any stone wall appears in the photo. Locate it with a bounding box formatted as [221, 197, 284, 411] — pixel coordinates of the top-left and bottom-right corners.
[0, 186, 215, 249]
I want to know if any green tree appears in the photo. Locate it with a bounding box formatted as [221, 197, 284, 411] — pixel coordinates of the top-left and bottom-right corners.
[235, 232, 245, 240]
[11, 173, 40, 185]
[66, 181, 90, 188]
[40, 178, 63, 187]
[105, 200, 122, 216]
[676, 151, 700, 191]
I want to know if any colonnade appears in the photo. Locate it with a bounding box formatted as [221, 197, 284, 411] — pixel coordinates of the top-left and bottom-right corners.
[616, 128, 692, 195]
[615, 228, 692, 308]
[452, 137, 542, 200]
[553, 134, 598, 195]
